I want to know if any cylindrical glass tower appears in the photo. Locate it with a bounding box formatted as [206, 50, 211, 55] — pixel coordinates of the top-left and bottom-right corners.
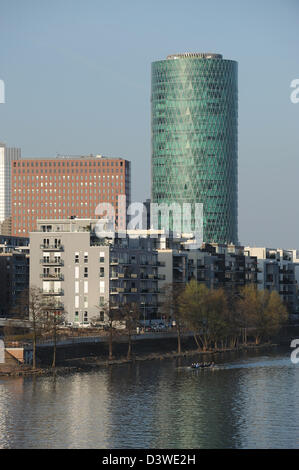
[151, 53, 238, 244]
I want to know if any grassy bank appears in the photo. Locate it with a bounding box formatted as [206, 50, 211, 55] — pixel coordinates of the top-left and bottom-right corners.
[0, 341, 280, 377]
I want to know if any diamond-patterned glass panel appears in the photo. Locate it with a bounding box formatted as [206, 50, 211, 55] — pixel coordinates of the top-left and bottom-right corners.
[151, 55, 238, 244]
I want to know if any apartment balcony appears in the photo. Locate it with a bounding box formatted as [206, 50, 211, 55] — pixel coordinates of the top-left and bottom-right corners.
[111, 272, 133, 279]
[40, 273, 64, 281]
[110, 287, 125, 294]
[40, 244, 64, 251]
[110, 259, 131, 265]
[197, 264, 205, 269]
[40, 259, 64, 266]
[47, 303, 64, 310]
[42, 289, 64, 295]
[110, 289, 119, 294]
[141, 288, 160, 294]
[157, 261, 166, 267]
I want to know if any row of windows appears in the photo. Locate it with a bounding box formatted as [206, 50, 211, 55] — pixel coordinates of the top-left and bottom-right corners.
[13, 169, 125, 175]
[13, 160, 125, 167]
[75, 253, 105, 263]
[13, 174, 123, 180]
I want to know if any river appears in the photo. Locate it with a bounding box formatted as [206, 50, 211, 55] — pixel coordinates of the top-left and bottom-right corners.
[0, 347, 298, 448]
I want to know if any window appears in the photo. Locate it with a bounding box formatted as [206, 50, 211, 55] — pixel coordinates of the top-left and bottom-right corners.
[84, 267, 88, 278]
[75, 253, 79, 263]
[100, 267, 105, 278]
[84, 252, 88, 263]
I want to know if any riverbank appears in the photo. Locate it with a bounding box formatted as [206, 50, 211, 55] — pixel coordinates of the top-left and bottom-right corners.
[0, 341, 281, 377]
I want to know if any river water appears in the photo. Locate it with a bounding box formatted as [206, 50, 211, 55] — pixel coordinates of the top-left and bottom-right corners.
[0, 347, 298, 449]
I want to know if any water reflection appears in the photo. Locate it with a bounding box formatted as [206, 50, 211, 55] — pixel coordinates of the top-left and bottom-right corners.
[0, 349, 298, 448]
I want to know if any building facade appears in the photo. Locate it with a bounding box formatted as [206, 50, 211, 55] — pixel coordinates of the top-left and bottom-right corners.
[29, 219, 159, 325]
[151, 52, 238, 244]
[245, 247, 297, 313]
[0, 143, 21, 235]
[11, 154, 131, 237]
[0, 239, 29, 317]
[157, 240, 258, 296]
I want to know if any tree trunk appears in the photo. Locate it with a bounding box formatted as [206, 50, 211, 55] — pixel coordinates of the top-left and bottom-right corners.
[109, 326, 113, 360]
[32, 317, 36, 370]
[127, 332, 132, 360]
[255, 335, 260, 345]
[193, 334, 200, 350]
[177, 325, 181, 354]
[52, 322, 57, 368]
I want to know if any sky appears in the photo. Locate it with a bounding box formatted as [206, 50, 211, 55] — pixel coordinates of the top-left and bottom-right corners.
[0, 0, 298, 248]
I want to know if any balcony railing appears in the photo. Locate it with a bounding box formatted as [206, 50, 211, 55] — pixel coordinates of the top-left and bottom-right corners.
[40, 259, 64, 266]
[40, 273, 64, 280]
[40, 244, 64, 251]
[42, 289, 64, 295]
[47, 303, 64, 310]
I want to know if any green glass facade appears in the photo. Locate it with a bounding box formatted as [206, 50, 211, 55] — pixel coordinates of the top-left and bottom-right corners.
[151, 53, 238, 244]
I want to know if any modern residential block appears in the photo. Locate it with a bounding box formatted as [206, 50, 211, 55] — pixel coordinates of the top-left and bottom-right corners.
[157, 240, 258, 296]
[245, 247, 297, 313]
[0, 240, 29, 317]
[29, 219, 159, 325]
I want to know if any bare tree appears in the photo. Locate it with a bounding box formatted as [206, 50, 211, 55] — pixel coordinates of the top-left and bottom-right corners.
[28, 286, 48, 369]
[121, 302, 140, 360]
[94, 302, 122, 360]
[43, 301, 66, 368]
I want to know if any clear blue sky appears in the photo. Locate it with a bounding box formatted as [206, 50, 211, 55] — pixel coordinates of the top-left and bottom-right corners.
[0, 0, 298, 247]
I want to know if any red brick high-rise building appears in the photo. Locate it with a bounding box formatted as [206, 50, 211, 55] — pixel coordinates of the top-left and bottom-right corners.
[11, 155, 131, 236]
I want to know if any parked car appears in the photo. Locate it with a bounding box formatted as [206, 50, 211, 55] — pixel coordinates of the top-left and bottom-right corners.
[152, 323, 168, 332]
[79, 322, 91, 328]
[59, 321, 73, 329]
